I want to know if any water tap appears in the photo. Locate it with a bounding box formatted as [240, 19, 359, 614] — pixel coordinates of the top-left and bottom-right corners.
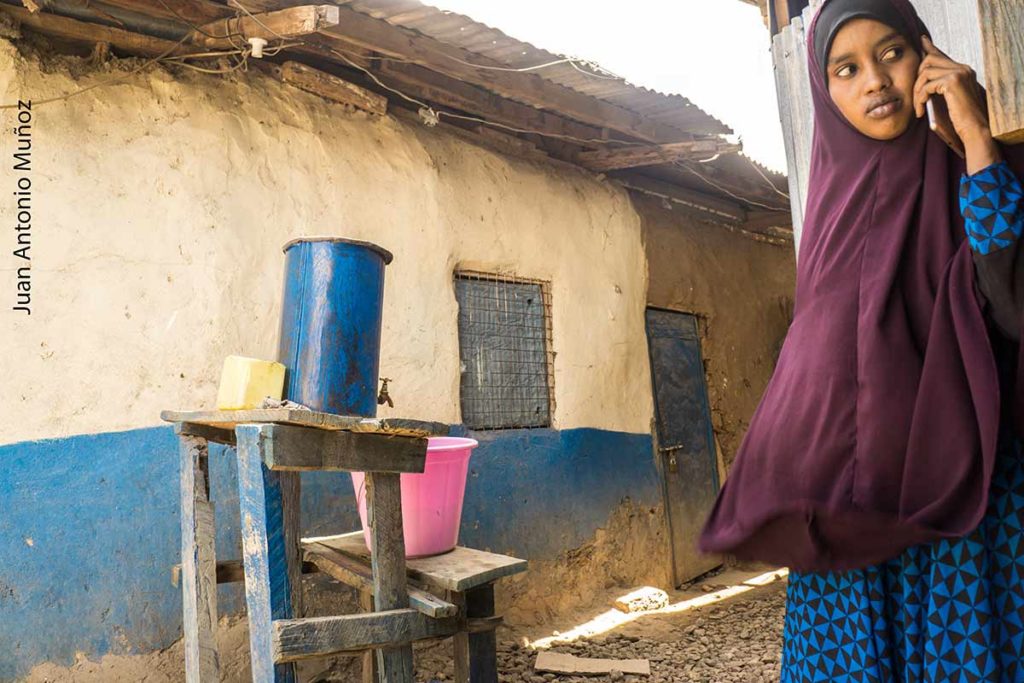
[377, 377, 394, 408]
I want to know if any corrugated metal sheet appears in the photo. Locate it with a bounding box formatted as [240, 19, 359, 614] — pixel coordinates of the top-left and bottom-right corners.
[338, 0, 734, 137]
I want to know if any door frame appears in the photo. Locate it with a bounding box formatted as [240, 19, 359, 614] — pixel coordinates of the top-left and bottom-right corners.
[644, 306, 721, 586]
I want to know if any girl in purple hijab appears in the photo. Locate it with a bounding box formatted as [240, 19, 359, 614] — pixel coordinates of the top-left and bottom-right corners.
[699, 0, 1024, 678]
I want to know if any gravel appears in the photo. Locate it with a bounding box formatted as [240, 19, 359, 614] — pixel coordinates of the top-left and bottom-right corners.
[415, 583, 786, 683]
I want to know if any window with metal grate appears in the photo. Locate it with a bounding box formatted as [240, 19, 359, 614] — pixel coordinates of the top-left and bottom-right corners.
[454, 272, 555, 430]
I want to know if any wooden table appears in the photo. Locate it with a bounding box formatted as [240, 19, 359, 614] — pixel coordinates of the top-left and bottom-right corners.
[162, 409, 526, 683]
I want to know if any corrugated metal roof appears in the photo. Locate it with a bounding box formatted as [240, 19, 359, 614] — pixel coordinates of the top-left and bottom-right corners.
[338, 0, 734, 138]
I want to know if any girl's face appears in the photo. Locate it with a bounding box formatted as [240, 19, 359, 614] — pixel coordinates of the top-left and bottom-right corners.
[826, 18, 921, 140]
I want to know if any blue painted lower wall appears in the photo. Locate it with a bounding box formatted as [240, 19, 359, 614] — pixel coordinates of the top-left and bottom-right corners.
[0, 425, 660, 679]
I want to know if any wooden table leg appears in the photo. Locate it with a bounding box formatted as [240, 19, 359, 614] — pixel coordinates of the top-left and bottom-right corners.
[451, 591, 470, 683]
[178, 431, 220, 683]
[467, 585, 498, 683]
[366, 472, 416, 683]
[360, 589, 380, 683]
[236, 424, 303, 683]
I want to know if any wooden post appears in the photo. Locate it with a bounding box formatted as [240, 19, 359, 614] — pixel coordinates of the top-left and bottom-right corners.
[359, 589, 379, 683]
[451, 591, 470, 683]
[236, 424, 303, 683]
[365, 472, 415, 683]
[977, 0, 1024, 143]
[466, 585, 498, 683]
[178, 433, 220, 683]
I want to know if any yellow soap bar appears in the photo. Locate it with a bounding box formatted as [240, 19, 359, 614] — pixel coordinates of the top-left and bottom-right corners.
[216, 355, 286, 410]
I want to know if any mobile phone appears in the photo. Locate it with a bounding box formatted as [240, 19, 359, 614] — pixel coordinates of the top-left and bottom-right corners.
[926, 96, 966, 159]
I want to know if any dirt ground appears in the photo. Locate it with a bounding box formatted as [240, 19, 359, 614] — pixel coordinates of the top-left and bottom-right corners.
[408, 567, 788, 683]
[24, 566, 787, 682]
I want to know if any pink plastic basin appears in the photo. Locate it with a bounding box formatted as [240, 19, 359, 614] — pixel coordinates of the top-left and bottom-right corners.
[350, 436, 478, 558]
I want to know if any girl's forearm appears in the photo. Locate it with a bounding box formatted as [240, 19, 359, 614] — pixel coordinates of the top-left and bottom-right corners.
[963, 127, 1002, 175]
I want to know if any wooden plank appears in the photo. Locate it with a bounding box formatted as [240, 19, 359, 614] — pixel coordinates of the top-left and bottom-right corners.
[451, 591, 470, 683]
[771, 10, 815, 253]
[466, 584, 498, 683]
[912, 0, 985, 83]
[977, 0, 1024, 143]
[272, 609, 459, 662]
[534, 652, 651, 677]
[576, 140, 742, 172]
[239, 1, 695, 143]
[177, 422, 236, 446]
[366, 472, 415, 682]
[0, 3, 194, 57]
[197, 5, 339, 48]
[236, 424, 301, 683]
[260, 424, 426, 473]
[179, 435, 220, 683]
[359, 590, 379, 683]
[306, 531, 528, 592]
[173, 559, 319, 587]
[304, 541, 458, 618]
[161, 409, 448, 438]
[274, 60, 387, 114]
[99, 0, 229, 26]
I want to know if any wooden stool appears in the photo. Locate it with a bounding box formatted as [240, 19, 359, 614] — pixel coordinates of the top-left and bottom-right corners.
[303, 532, 526, 682]
[163, 409, 526, 683]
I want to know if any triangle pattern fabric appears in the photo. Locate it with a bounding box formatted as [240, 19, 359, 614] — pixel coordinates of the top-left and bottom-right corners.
[781, 429, 1024, 682]
[959, 161, 1024, 256]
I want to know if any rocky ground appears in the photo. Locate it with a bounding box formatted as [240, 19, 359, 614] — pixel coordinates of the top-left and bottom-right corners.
[23, 568, 787, 682]
[410, 568, 788, 683]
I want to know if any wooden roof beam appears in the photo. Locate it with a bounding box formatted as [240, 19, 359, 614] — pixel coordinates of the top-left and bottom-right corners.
[576, 140, 743, 172]
[0, 2, 194, 56]
[196, 5, 339, 49]
[234, 1, 693, 144]
[271, 60, 387, 114]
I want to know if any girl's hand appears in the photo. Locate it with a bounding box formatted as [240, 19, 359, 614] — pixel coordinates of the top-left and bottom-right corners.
[914, 35, 1000, 172]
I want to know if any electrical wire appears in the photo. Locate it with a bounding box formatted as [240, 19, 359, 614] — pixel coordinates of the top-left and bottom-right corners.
[0, 1, 315, 109]
[0, 0, 774, 207]
[154, 0, 243, 41]
[162, 54, 250, 74]
[0, 33, 196, 109]
[745, 154, 791, 200]
[673, 161, 787, 212]
[568, 60, 620, 80]
[321, 44, 652, 147]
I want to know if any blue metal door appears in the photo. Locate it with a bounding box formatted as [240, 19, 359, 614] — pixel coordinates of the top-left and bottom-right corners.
[645, 309, 721, 585]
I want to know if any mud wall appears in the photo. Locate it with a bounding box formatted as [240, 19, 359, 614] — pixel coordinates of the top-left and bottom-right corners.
[0, 34, 667, 679]
[636, 193, 796, 468]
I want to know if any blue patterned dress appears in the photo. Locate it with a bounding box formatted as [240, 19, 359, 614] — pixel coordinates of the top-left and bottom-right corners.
[781, 161, 1024, 683]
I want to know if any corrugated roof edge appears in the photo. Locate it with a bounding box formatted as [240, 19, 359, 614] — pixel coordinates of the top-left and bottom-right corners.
[344, 0, 734, 137]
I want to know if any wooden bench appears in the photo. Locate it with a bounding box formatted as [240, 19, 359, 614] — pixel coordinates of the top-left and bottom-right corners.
[162, 409, 526, 683]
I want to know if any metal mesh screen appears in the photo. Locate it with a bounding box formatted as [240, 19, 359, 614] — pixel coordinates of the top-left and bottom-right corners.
[454, 271, 554, 430]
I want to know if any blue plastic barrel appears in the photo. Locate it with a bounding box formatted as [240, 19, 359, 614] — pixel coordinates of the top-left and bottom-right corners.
[277, 238, 393, 417]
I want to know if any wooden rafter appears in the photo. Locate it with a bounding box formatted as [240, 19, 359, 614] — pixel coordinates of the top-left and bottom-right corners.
[196, 5, 339, 49]
[576, 140, 743, 172]
[227, 0, 693, 144]
[0, 0, 767, 196]
[272, 60, 386, 114]
[0, 3, 193, 56]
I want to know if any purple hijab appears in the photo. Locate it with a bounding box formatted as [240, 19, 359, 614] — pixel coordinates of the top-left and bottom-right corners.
[699, 0, 1024, 571]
